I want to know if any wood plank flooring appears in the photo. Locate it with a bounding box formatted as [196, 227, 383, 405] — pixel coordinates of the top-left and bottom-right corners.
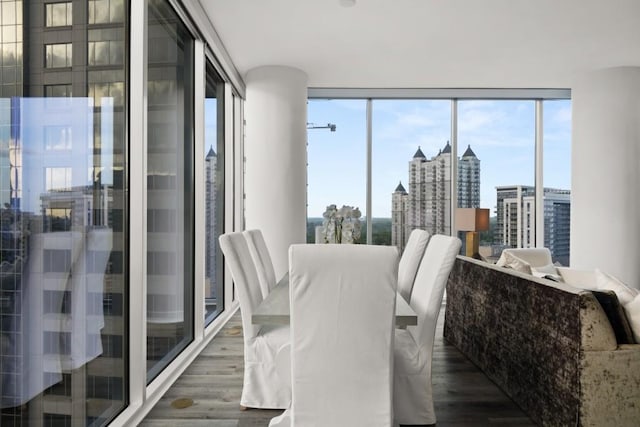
[140, 307, 535, 427]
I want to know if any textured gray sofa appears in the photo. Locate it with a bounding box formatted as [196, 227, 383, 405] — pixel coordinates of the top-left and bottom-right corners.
[443, 256, 640, 426]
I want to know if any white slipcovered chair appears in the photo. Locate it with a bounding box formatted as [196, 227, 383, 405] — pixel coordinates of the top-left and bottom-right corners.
[394, 234, 461, 425]
[272, 244, 398, 427]
[243, 229, 277, 298]
[397, 229, 431, 303]
[218, 232, 290, 409]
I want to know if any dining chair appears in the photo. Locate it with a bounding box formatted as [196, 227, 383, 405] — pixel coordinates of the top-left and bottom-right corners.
[218, 232, 291, 410]
[393, 234, 461, 426]
[274, 244, 398, 427]
[243, 229, 277, 299]
[397, 229, 431, 303]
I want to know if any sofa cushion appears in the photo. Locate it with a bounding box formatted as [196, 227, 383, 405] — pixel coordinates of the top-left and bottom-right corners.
[626, 294, 640, 343]
[590, 290, 636, 344]
[557, 267, 596, 288]
[595, 269, 640, 343]
[595, 269, 638, 304]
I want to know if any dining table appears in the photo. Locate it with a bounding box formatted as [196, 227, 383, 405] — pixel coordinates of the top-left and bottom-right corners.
[252, 273, 418, 327]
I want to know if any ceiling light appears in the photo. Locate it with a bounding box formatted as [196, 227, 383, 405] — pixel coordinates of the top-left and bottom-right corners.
[339, 0, 356, 7]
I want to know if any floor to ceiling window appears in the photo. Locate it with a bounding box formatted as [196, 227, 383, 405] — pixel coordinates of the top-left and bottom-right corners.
[543, 100, 572, 265]
[146, 0, 195, 382]
[457, 100, 536, 260]
[0, 0, 129, 425]
[372, 100, 451, 248]
[307, 91, 570, 263]
[306, 100, 367, 243]
[0, 0, 240, 424]
[204, 62, 225, 325]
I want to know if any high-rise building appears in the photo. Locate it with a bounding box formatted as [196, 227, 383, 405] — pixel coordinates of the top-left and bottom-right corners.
[458, 145, 481, 208]
[205, 146, 218, 310]
[392, 142, 480, 252]
[391, 181, 409, 251]
[495, 185, 571, 264]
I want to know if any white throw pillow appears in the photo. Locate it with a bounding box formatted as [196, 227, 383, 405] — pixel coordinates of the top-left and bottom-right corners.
[595, 269, 640, 342]
[595, 269, 639, 305]
[531, 263, 561, 279]
[625, 294, 640, 343]
[497, 251, 532, 275]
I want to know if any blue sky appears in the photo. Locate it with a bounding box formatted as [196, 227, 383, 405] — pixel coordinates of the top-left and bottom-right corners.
[307, 99, 571, 218]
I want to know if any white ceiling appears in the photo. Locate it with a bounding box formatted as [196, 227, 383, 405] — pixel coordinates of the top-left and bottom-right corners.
[202, 0, 640, 89]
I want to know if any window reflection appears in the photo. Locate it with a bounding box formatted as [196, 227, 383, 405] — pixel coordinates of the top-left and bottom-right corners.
[1, 1, 129, 425]
[45, 43, 72, 68]
[89, 0, 125, 24]
[146, 0, 195, 382]
[46, 2, 72, 27]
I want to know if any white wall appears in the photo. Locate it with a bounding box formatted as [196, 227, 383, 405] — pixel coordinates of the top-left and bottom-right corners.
[244, 66, 308, 277]
[571, 67, 640, 287]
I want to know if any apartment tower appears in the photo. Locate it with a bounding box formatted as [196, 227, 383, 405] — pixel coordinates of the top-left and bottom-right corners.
[392, 142, 480, 252]
[496, 185, 571, 265]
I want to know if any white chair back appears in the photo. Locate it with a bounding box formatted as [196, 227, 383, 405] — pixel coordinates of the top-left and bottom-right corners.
[393, 234, 461, 425]
[289, 244, 398, 427]
[397, 229, 430, 302]
[408, 234, 462, 351]
[219, 232, 263, 338]
[244, 229, 277, 298]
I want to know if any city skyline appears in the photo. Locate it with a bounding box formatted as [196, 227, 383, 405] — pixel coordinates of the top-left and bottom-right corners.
[307, 99, 571, 219]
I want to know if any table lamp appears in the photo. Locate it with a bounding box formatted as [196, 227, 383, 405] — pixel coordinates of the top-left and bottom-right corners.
[455, 208, 490, 258]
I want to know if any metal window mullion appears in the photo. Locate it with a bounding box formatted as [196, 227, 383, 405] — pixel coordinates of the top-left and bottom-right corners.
[308, 88, 570, 100]
[451, 100, 458, 235]
[535, 100, 544, 248]
[127, 0, 147, 415]
[226, 84, 238, 310]
[193, 40, 206, 338]
[366, 99, 372, 244]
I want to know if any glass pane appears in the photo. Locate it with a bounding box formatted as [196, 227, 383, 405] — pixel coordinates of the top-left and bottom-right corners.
[204, 62, 224, 325]
[46, 43, 72, 68]
[46, 2, 72, 27]
[307, 100, 366, 243]
[111, 0, 125, 23]
[0, 0, 129, 424]
[91, 0, 110, 24]
[543, 100, 572, 265]
[458, 100, 536, 261]
[372, 100, 452, 250]
[146, 0, 194, 382]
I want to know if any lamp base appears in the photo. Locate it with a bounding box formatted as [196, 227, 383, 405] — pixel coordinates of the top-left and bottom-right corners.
[465, 231, 480, 259]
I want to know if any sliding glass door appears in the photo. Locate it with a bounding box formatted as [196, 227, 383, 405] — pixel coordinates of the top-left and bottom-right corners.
[146, 0, 195, 381]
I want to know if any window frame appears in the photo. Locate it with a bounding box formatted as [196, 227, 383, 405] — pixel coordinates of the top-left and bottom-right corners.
[307, 88, 571, 249]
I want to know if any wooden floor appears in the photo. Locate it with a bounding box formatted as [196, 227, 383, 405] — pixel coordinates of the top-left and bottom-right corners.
[140, 307, 535, 427]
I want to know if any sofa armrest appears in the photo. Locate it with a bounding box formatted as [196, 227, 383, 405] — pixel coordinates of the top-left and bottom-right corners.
[580, 345, 640, 426]
[580, 291, 618, 351]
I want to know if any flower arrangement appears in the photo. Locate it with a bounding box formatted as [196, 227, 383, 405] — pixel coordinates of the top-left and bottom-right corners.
[321, 204, 362, 244]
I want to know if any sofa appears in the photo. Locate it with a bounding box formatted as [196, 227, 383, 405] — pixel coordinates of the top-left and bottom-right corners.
[443, 255, 640, 426]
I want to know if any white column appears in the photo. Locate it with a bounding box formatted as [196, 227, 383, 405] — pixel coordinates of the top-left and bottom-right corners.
[244, 66, 308, 277]
[571, 67, 640, 287]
